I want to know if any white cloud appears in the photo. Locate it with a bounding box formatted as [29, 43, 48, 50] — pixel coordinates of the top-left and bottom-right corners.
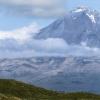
[0, 37, 100, 58]
[0, 22, 39, 42]
[0, 0, 66, 18]
[0, 22, 99, 58]
[0, 0, 63, 6]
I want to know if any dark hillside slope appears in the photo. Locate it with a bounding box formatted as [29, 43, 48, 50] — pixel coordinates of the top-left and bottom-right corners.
[0, 79, 100, 100]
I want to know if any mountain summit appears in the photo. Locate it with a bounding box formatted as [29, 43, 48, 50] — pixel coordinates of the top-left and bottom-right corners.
[73, 6, 90, 13]
[35, 7, 100, 47]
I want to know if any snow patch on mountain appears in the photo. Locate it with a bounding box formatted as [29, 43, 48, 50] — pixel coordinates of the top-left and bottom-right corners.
[86, 13, 96, 23]
[74, 7, 88, 13]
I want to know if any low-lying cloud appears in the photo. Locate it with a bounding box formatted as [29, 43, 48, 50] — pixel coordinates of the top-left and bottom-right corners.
[0, 22, 39, 42]
[0, 0, 66, 18]
[0, 22, 99, 58]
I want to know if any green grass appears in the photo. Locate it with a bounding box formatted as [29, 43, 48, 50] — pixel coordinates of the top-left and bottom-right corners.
[0, 93, 21, 100]
[0, 79, 100, 100]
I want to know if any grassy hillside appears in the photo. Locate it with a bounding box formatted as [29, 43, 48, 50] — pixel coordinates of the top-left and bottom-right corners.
[0, 93, 21, 100]
[0, 79, 100, 100]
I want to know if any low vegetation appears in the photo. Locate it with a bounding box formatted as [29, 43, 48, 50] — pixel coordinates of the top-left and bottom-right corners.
[0, 79, 100, 100]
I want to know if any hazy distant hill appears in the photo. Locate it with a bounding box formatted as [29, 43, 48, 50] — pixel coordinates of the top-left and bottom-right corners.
[0, 57, 100, 93]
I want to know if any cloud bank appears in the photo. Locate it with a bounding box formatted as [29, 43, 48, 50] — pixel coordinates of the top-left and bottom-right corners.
[0, 0, 66, 18]
[0, 22, 39, 42]
[0, 22, 99, 58]
[0, 38, 100, 58]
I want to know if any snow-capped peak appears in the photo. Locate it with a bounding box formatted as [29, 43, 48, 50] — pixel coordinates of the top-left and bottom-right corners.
[35, 7, 100, 48]
[72, 7, 97, 23]
[74, 6, 89, 13]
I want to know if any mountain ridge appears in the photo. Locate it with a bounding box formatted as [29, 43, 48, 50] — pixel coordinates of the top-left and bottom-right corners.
[0, 56, 100, 93]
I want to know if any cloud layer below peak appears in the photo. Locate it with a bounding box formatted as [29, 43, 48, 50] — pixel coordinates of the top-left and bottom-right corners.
[0, 22, 99, 58]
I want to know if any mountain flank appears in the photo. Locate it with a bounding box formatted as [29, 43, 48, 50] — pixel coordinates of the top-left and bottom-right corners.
[35, 7, 100, 48]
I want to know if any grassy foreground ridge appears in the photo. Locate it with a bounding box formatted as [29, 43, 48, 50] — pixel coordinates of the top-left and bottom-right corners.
[0, 79, 100, 100]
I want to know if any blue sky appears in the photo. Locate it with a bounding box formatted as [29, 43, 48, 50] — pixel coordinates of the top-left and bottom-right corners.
[0, 0, 100, 30]
[67, 0, 100, 10]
